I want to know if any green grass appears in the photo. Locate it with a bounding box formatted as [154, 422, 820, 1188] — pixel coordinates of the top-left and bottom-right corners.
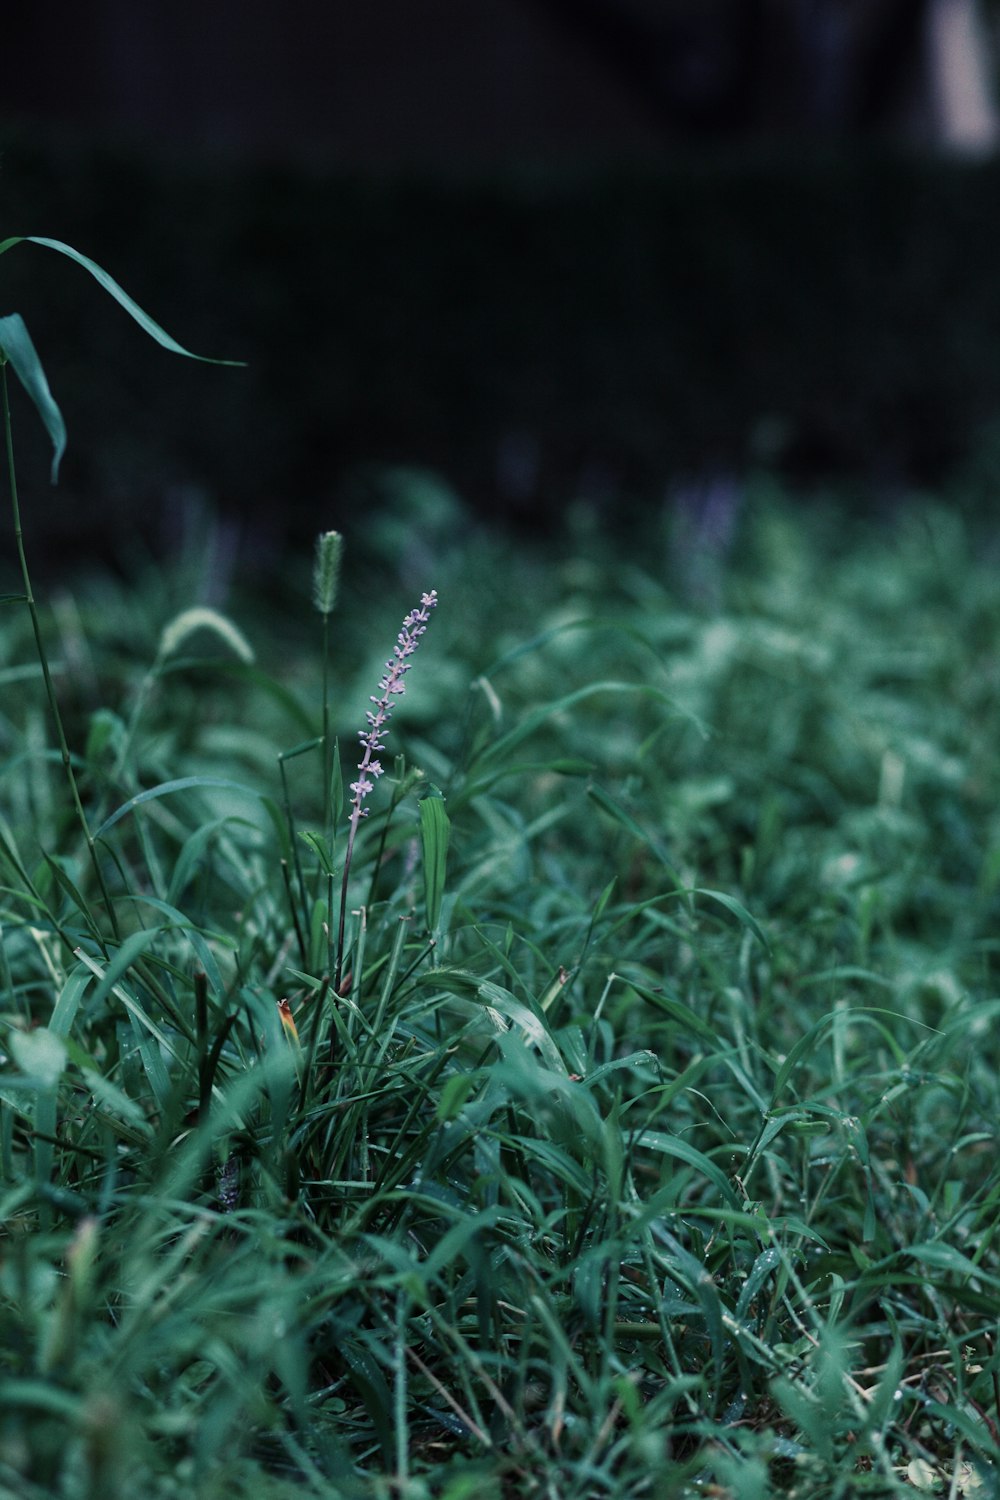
[1, 488, 998, 1498]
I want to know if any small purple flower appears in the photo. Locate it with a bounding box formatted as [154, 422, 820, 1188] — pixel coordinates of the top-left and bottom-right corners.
[336, 589, 438, 986]
[348, 588, 437, 826]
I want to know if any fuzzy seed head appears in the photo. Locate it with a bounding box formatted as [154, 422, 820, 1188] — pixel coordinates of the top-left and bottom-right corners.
[157, 607, 254, 665]
[313, 530, 343, 616]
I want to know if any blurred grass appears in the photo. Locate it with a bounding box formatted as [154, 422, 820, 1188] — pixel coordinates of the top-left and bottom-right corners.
[0, 482, 998, 1496]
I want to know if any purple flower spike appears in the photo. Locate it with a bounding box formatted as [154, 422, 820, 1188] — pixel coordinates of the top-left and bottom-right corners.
[348, 589, 437, 826]
[336, 589, 438, 987]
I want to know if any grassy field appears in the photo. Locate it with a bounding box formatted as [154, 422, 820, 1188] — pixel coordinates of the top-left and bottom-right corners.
[0, 483, 998, 1498]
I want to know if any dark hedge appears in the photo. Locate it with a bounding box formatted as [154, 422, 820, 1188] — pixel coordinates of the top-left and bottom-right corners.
[1, 135, 999, 563]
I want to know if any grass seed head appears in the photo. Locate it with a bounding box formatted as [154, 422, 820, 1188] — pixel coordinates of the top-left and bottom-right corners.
[312, 528, 343, 616]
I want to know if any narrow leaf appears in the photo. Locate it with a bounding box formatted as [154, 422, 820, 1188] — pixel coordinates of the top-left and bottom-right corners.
[694, 887, 770, 953]
[93, 775, 267, 840]
[419, 793, 450, 932]
[0, 236, 244, 366]
[622, 975, 719, 1046]
[0, 314, 66, 482]
[634, 1128, 742, 1208]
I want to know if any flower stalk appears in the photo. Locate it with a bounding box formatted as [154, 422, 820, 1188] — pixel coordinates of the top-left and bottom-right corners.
[334, 590, 437, 990]
[313, 530, 343, 842]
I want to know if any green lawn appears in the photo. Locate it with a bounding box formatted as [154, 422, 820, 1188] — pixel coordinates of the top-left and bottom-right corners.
[1, 487, 998, 1498]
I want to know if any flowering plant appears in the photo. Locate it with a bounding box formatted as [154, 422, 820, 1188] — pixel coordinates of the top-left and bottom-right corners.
[335, 590, 438, 985]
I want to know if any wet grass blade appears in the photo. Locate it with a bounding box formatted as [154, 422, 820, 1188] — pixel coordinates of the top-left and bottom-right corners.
[419, 792, 450, 936]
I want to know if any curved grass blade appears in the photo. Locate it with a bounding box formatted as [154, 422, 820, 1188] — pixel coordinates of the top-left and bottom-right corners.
[633, 1127, 742, 1209]
[93, 775, 268, 841]
[74, 945, 176, 1108]
[769, 1006, 939, 1107]
[693, 887, 770, 953]
[0, 236, 245, 367]
[0, 314, 66, 482]
[0, 236, 243, 479]
[49, 966, 94, 1040]
[471, 681, 681, 771]
[621, 974, 720, 1047]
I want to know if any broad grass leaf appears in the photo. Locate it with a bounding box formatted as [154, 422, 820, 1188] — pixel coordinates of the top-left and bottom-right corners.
[634, 1128, 741, 1209]
[329, 736, 344, 820]
[476, 979, 564, 1072]
[11, 1028, 67, 1206]
[0, 1381, 81, 1420]
[455, 758, 594, 797]
[918, 1399, 1000, 1456]
[581, 1049, 658, 1089]
[420, 1206, 503, 1281]
[158, 657, 315, 733]
[573, 1243, 613, 1329]
[497, 1130, 592, 1196]
[907, 1241, 1000, 1284]
[239, 990, 297, 1135]
[841, 1113, 877, 1241]
[796, 965, 896, 993]
[278, 735, 324, 762]
[435, 1073, 477, 1122]
[299, 829, 336, 877]
[72, 928, 167, 1016]
[709, 1452, 770, 1500]
[593, 876, 616, 919]
[49, 965, 94, 1040]
[819, 1327, 860, 1432]
[735, 1246, 782, 1320]
[419, 792, 450, 933]
[0, 314, 66, 482]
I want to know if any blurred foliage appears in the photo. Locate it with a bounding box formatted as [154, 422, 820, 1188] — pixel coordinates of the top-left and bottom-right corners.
[3, 134, 1000, 571]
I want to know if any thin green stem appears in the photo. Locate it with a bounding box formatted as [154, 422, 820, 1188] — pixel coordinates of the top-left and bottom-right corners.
[321, 610, 331, 840]
[1, 362, 119, 944]
[334, 812, 360, 993]
[278, 752, 310, 928]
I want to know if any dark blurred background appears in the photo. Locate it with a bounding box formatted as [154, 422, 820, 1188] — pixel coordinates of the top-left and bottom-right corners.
[3, 0, 1000, 569]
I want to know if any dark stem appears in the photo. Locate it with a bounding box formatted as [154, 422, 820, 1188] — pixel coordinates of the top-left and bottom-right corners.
[1, 362, 119, 945]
